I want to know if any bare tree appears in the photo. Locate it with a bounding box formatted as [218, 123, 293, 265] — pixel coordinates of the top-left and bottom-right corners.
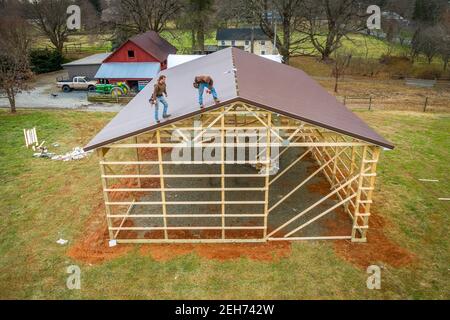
[0, 16, 33, 113]
[26, 0, 72, 54]
[440, 9, 450, 70]
[178, 0, 215, 54]
[216, 0, 249, 28]
[301, 0, 365, 61]
[246, 0, 310, 65]
[332, 49, 352, 93]
[412, 25, 442, 64]
[107, 0, 183, 34]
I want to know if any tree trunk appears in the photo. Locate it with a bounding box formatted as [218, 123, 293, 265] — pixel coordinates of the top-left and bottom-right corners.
[197, 22, 205, 54]
[282, 16, 291, 65]
[191, 29, 196, 52]
[334, 65, 339, 93]
[55, 41, 64, 56]
[7, 88, 16, 113]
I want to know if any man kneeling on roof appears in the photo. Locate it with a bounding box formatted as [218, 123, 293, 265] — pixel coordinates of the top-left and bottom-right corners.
[193, 75, 220, 109]
[150, 75, 171, 123]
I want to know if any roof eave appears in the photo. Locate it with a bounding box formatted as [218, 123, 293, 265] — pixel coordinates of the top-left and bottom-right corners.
[84, 96, 394, 152]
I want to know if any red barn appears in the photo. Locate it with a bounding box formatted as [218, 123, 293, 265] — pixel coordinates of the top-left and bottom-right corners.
[95, 31, 177, 91]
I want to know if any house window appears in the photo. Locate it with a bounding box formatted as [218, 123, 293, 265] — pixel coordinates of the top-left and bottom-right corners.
[128, 50, 135, 58]
[260, 41, 266, 46]
[231, 40, 236, 46]
[221, 40, 226, 46]
[245, 40, 250, 46]
[261, 50, 266, 55]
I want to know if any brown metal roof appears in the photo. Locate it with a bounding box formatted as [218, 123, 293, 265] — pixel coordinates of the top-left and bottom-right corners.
[233, 49, 394, 149]
[84, 47, 394, 151]
[130, 31, 177, 62]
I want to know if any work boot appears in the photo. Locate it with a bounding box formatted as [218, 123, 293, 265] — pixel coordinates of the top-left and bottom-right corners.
[163, 114, 171, 119]
[200, 104, 205, 109]
[214, 98, 221, 104]
[156, 119, 160, 124]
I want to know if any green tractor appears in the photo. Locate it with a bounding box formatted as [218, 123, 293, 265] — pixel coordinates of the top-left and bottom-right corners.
[95, 82, 131, 97]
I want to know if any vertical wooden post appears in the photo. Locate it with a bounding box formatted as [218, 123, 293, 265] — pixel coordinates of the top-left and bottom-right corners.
[332, 136, 338, 188]
[134, 136, 141, 188]
[221, 107, 226, 239]
[423, 97, 428, 112]
[345, 146, 356, 213]
[352, 146, 367, 241]
[157, 130, 169, 239]
[369, 96, 372, 111]
[263, 113, 272, 239]
[97, 148, 114, 240]
[360, 146, 380, 240]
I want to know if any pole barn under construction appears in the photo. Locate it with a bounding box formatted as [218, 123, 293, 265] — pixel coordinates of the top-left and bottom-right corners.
[84, 48, 394, 244]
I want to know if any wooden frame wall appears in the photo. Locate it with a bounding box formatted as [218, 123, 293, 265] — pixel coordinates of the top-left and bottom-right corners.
[96, 102, 381, 244]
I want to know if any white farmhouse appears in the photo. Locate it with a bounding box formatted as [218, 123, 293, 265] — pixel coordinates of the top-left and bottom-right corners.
[216, 28, 278, 55]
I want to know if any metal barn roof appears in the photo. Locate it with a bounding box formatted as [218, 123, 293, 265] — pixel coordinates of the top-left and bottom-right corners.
[94, 62, 161, 79]
[216, 28, 271, 41]
[84, 48, 393, 151]
[62, 52, 111, 66]
[129, 31, 177, 62]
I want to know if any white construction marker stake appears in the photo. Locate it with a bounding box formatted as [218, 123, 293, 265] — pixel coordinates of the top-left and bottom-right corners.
[419, 179, 440, 182]
[438, 198, 450, 201]
[108, 240, 117, 247]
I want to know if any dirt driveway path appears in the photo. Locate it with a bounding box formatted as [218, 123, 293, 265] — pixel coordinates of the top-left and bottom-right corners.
[0, 71, 123, 112]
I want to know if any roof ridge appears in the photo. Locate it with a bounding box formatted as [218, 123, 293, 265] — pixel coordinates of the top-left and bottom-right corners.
[230, 48, 240, 96]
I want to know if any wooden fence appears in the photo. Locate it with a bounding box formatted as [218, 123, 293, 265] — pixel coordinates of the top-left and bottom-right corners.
[339, 95, 450, 113]
[87, 92, 135, 104]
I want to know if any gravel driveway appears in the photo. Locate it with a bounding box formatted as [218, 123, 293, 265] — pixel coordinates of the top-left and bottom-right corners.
[0, 70, 124, 112]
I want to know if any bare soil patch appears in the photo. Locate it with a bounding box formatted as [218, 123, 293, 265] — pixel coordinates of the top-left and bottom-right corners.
[330, 212, 416, 269]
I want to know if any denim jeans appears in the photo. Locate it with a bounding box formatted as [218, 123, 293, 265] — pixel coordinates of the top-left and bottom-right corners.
[155, 96, 169, 121]
[198, 83, 218, 105]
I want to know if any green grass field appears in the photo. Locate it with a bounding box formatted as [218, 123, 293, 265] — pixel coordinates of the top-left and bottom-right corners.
[0, 109, 448, 299]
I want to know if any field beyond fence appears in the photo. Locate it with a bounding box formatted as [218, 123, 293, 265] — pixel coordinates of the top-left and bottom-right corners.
[340, 95, 450, 113]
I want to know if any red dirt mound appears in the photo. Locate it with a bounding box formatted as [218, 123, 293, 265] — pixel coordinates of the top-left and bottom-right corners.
[328, 211, 416, 269]
[304, 162, 415, 269]
[67, 201, 134, 264]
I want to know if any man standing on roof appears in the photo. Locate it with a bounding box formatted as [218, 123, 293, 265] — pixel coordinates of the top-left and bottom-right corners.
[193, 75, 220, 109]
[150, 75, 171, 123]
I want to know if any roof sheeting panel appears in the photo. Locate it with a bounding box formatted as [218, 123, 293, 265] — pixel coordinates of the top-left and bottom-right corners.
[167, 54, 283, 69]
[95, 62, 161, 79]
[168, 54, 204, 68]
[233, 49, 394, 149]
[84, 49, 238, 151]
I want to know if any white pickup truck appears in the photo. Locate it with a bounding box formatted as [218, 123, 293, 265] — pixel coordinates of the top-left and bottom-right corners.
[56, 76, 97, 92]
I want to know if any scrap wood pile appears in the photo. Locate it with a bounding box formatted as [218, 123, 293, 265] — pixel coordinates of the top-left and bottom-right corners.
[33, 146, 92, 161]
[50, 147, 93, 161]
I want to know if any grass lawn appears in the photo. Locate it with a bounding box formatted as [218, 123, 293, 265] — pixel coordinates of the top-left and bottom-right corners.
[0, 108, 449, 299]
